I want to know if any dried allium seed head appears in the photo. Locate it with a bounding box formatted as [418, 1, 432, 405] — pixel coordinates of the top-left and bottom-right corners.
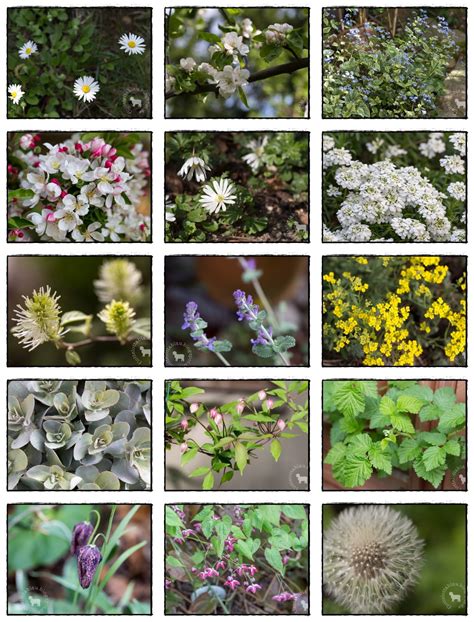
[323, 505, 424, 614]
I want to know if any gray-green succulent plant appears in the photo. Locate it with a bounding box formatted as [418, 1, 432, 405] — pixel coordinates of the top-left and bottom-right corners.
[7, 380, 151, 491]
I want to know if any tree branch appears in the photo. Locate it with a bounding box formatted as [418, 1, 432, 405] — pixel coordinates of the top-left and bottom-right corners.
[166, 57, 309, 100]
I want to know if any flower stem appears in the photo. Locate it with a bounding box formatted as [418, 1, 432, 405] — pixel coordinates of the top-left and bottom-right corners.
[214, 351, 231, 366]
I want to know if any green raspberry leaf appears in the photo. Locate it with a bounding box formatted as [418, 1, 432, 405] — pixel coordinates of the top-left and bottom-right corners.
[422, 446, 447, 472]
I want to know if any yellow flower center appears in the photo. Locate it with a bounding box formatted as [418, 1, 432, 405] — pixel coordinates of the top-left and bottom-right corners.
[216, 194, 225, 203]
[82, 85, 91, 93]
[128, 41, 136, 48]
[11, 91, 17, 98]
[26, 48, 32, 54]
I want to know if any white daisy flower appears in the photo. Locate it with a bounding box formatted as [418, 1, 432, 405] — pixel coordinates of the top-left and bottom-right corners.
[73, 76, 100, 103]
[178, 156, 211, 182]
[199, 178, 237, 215]
[118, 33, 146, 55]
[242, 136, 268, 173]
[8, 84, 24, 105]
[19, 40, 38, 59]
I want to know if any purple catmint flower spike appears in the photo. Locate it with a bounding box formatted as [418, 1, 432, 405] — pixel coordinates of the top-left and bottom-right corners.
[71, 521, 94, 555]
[77, 544, 103, 588]
[181, 301, 232, 365]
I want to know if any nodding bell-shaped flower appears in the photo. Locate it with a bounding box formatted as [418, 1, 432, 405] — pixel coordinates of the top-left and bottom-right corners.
[70, 521, 93, 555]
[77, 544, 102, 589]
[189, 402, 200, 413]
[276, 418, 286, 432]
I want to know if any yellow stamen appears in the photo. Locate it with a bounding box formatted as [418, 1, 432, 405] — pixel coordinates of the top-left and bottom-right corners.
[82, 85, 91, 93]
[128, 41, 136, 48]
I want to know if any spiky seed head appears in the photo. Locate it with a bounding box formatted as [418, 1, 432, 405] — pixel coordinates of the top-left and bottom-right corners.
[93, 259, 143, 304]
[323, 505, 424, 614]
[98, 299, 136, 344]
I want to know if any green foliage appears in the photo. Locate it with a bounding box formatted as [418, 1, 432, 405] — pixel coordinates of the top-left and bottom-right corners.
[323, 8, 463, 118]
[8, 8, 151, 119]
[8, 380, 151, 491]
[166, 380, 308, 489]
[165, 504, 308, 614]
[324, 380, 466, 489]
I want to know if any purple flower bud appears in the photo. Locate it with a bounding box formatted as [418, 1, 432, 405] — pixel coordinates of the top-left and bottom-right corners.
[77, 544, 102, 589]
[71, 521, 93, 556]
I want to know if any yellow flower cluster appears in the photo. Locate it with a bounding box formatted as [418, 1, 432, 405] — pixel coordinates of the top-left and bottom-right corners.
[323, 256, 466, 366]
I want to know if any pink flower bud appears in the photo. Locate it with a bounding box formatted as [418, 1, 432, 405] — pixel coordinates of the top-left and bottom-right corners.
[236, 400, 245, 414]
[258, 390, 267, 400]
[276, 418, 286, 432]
[74, 142, 83, 153]
[214, 413, 223, 425]
[209, 408, 219, 420]
[180, 442, 188, 453]
[190, 402, 199, 413]
[265, 398, 274, 410]
[180, 419, 189, 431]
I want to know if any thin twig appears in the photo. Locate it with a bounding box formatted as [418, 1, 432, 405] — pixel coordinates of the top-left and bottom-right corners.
[166, 57, 309, 100]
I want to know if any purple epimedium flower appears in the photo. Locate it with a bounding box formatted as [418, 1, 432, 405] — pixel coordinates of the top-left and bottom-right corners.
[71, 521, 93, 555]
[77, 544, 102, 589]
[224, 576, 240, 590]
[272, 591, 296, 602]
[246, 583, 262, 594]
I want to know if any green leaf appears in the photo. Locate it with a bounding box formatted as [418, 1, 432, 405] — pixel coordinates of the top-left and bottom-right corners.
[213, 436, 235, 449]
[413, 457, 446, 488]
[347, 433, 372, 455]
[324, 442, 346, 465]
[438, 403, 465, 433]
[264, 546, 284, 575]
[444, 439, 461, 456]
[390, 413, 415, 433]
[418, 431, 447, 446]
[235, 442, 248, 475]
[252, 343, 274, 358]
[398, 438, 421, 463]
[8, 188, 35, 201]
[234, 539, 254, 561]
[433, 387, 456, 411]
[422, 446, 446, 472]
[65, 350, 81, 366]
[166, 506, 184, 529]
[343, 454, 372, 488]
[181, 446, 199, 466]
[333, 381, 366, 418]
[397, 394, 424, 414]
[166, 555, 184, 568]
[281, 505, 307, 521]
[213, 339, 232, 353]
[370, 410, 391, 428]
[272, 335, 296, 354]
[202, 471, 214, 490]
[238, 86, 249, 109]
[418, 404, 441, 422]
[368, 444, 392, 474]
[198, 32, 221, 44]
[189, 467, 211, 478]
[270, 439, 282, 462]
[379, 395, 397, 417]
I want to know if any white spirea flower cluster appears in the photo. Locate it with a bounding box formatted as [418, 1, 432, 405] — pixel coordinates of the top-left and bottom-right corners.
[324, 505, 424, 614]
[9, 135, 151, 242]
[323, 133, 466, 242]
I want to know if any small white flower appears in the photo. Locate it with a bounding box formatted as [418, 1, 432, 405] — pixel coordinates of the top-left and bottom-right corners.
[12, 286, 66, 351]
[215, 65, 250, 98]
[323, 136, 335, 152]
[28, 209, 66, 241]
[242, 137, 268, 173]
[19, 40, 38, 59]
[165, 73, 176, 93]
[198, 62, 218, 79]
[180, 57, 196, 73]
[449, 132, 466, 156]
[447, 181, 466, 201]
[419, 133, 445, 158]
[365, 138, 384, 154]
[326, 185, 341, 198]
[199, 178, 237, 215]
[8, 84, 24, 105]
[178, 156, 211, 182]
[265, 23, 293, 44]
[73, 76, 100, 103]
[118, 33, 146, 55]
[222, 32, 249, 57]
[440, 154, 465, 175]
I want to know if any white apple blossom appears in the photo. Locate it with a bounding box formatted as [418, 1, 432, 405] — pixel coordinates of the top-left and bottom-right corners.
[221, 32, 249, 57]
[215, 65, 250, 98]
[180, 57, 196, 72]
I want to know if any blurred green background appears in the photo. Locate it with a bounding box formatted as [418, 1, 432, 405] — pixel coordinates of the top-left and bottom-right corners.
[323, 504, 466, 614]
[166, 8, 309, 118]
[8, 256, 151, 366]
